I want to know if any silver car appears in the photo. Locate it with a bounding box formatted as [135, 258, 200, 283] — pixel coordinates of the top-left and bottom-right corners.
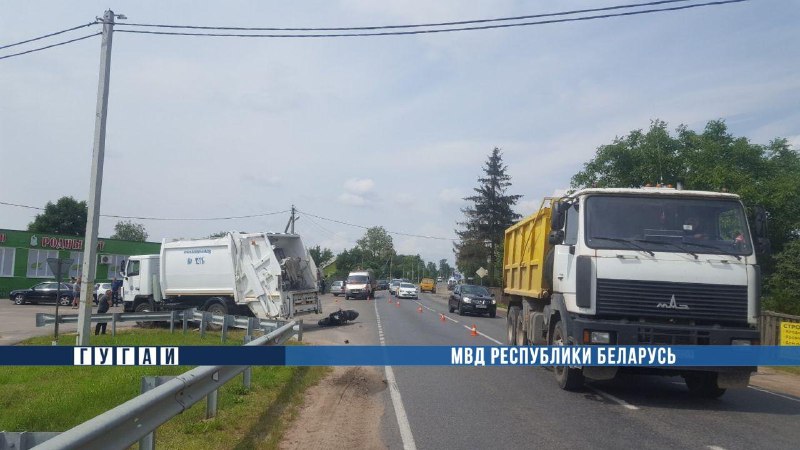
[330, 280, 345, 296]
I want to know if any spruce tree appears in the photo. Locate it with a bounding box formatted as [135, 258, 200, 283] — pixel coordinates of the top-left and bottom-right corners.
[455, 148, 522, 285]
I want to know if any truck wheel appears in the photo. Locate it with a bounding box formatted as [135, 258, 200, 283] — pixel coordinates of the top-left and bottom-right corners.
[552, 320, 584, 390]
[205, 301, 228, 331]
[684, 373, 726, 399]
[135, 302, 155, 328]
[507, 306, 520, 345]
[14, 294, 25, 305]
[516, 309, 528, 345]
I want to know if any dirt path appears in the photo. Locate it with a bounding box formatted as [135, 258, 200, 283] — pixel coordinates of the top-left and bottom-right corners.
[279, 366, 387, 450]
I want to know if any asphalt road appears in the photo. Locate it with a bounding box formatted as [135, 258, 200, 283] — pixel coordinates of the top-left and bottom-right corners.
[361, 289, 800, 450]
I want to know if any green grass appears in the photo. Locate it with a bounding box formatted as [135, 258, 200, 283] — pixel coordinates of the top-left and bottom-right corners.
[1, 329, 329, 450]
[771, 366, 800, 376]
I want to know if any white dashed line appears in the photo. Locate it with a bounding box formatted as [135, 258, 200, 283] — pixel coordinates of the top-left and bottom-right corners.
[375, 298, 417, 450]
[460, 324, 504, 345]
[705, 445, 727, 450]
[586, 385, 640, 410]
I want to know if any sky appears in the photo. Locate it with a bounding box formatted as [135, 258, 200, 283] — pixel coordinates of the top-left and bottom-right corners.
[1, 0, 799, 267]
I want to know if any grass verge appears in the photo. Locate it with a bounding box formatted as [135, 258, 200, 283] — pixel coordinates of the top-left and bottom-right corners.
[770, 366, 800, 376]
[1, 329, 329, 450]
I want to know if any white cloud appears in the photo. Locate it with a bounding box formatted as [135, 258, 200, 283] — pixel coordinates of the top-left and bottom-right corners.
[344, 178, 375, 194]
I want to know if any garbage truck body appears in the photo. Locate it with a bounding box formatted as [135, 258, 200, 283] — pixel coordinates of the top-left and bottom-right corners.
[503, 187, 769, 397]
[122, 232, 321, 319]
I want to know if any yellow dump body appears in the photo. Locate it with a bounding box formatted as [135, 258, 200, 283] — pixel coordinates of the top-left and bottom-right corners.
[503, 201, 554, 300]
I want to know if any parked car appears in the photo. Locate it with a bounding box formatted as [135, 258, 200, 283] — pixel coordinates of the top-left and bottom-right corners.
[419, 278, 436, 293]
[9, 282, 74, 306]
[376, 279, 389, 290]
[389, 279, 402, 296]
[397, 282, 418, 299]
[449, 284, 496, 317]
[330, 280, 345, 296]
[94, 282, 113, 304]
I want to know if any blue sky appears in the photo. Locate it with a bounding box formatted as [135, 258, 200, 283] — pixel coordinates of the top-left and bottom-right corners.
[1, 0, 798, 266]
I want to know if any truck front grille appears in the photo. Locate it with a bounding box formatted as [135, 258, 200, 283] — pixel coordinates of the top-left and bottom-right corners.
[596, 278, 748, 325]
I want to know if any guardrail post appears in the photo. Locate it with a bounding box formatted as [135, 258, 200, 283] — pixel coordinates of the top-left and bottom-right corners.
[243, 334, 252, 389]
[206, 371, 219, 419]
[221, 315, 228, 344]
[139, 376, 158, 450]
[182, 309, 189, 335]
[169, 310, 175, 333]
[297, 319, 303, 342]
[200, 312, 208, 339]
[246, 317, 255, 342]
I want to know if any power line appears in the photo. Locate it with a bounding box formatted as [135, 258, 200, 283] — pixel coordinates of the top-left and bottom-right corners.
[0, 32, 101, 61]
[0, 22, 97, 50]
[297, 209, 457, 241]
[114, 0, 696, 32]
[0, 201, 289, 221]
[114, 1, 745, 39]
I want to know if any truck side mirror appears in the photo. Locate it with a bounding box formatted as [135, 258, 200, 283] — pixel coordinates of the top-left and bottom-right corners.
[548, 229, 565, 245]
[551, 202, 565, 230]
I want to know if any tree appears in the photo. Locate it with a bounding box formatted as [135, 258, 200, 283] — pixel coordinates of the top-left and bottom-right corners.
[28, 197, 87, 236]
[207, 231, 228, 239]
[439, 259, 452, 279]
[763, 239, 800, 315]
[455, 148, 522, 285]
[355, 226, 396, 273]
[309, 245, 334, 266]
[110, 220, 148, 241]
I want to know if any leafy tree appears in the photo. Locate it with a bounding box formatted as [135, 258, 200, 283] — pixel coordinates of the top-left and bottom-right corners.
[356, 227, 395, 264]
[207, 231, 228, 239]
[439, 259, 453, 279]
[309, 245, 334, 266]
[28, 197, 87, 236]
[455, 148, 522, 285]
[426, 261, 437, 279]
[110, 220, 148, 241]
[763, 239, 800, 315]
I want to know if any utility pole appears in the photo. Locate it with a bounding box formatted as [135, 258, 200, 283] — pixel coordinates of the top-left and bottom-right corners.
[77, 10, 121, 346]
[285, 205, 297, 234]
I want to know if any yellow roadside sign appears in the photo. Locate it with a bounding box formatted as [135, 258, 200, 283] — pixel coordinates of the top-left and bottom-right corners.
[780, 322, 800, 346]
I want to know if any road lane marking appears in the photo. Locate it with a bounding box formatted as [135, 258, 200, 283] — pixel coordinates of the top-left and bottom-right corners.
[375, 299, 417, 450]
[461, 324, 503, 345]
[748, 385, 800, 403]
[413, 300, 459, 323]
[705, 446, 726, 450]
[586, 386, 640, 410]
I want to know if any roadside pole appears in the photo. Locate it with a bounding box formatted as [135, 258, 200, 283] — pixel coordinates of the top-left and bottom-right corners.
[77, 10, 119, 346]
[47, 258, 73, 345]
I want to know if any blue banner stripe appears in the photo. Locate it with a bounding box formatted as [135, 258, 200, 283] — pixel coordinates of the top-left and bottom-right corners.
[1, 346, 799, 366]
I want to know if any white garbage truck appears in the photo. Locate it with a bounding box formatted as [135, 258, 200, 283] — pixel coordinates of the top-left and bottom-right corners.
[122, 231, 321, 319]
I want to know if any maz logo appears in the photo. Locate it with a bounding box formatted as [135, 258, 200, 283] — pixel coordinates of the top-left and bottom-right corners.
[656, 294, 689, 310]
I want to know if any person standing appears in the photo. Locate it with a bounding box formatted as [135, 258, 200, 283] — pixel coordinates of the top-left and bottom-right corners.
[95, 289, 112, 335]
[72, 276, 81, 308]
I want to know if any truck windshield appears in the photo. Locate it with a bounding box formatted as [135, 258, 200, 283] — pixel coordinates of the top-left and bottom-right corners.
[585, 195, 752, 256]
[347, 275, 368, 283]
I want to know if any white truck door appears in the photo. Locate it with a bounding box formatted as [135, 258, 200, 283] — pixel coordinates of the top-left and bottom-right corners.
[123, 258, 141, 302]
[553, 203, 580, 299]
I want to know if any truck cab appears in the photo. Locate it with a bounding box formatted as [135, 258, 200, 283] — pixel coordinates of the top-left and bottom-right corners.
[505, 187, 769, 397]
[122, 255, 160, 312]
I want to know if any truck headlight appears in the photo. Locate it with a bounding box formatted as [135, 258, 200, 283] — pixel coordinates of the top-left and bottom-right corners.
[590, 331, 611, 344]
[731, 339, 752, 345]
[462, 297, 472, 303]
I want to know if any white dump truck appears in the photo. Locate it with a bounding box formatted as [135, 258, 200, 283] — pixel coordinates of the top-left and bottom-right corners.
[122, 231, 321, 319]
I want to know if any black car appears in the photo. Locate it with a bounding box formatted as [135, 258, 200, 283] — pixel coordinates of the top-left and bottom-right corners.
[449, 284, 496, 317]
[376, 279, 389, 290]
[9, 282, 75, 306]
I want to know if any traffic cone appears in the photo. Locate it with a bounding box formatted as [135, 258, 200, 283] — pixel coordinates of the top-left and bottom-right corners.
[417, 306, 423, 313]
[388, 298, 392, 304]
[440, 313, 446, 322]
[396, 301, 400, 308]
[470, 324, 478, 336]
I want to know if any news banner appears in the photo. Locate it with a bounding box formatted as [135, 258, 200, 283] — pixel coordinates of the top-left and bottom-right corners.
[0, 346, 799, 366]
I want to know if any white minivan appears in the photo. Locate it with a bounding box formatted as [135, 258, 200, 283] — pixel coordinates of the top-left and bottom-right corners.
[345, 270, 376, 300]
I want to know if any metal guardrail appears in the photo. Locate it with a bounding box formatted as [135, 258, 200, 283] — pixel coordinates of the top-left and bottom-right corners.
[3, 315, 300, 450]
[35, 308, 301, 343]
